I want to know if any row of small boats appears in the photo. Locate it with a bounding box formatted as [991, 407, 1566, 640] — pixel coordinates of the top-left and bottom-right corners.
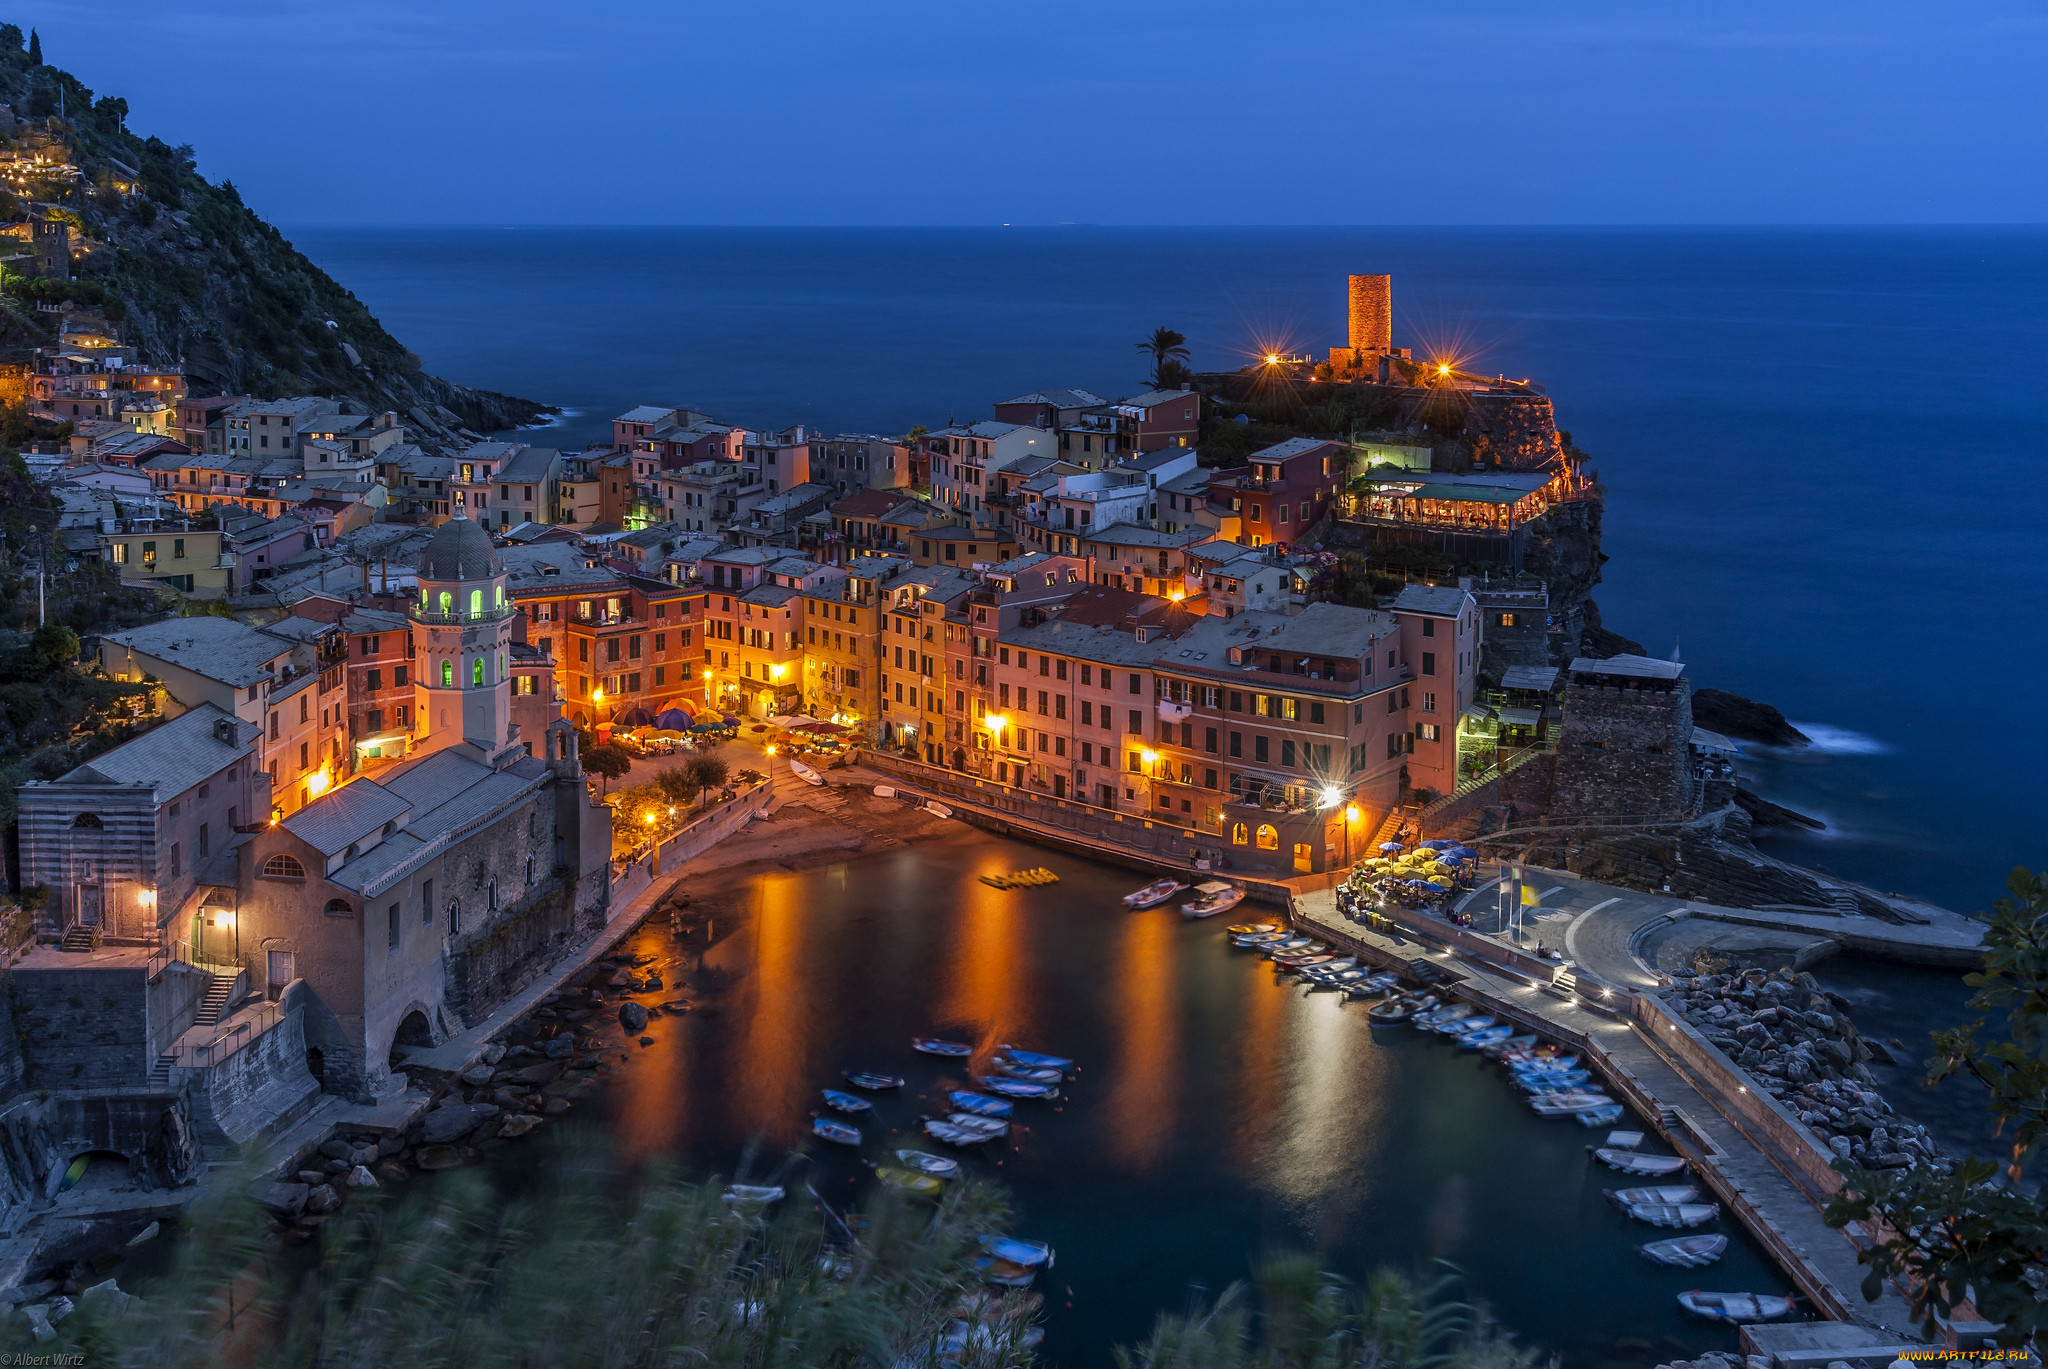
[1223, 921, 1800, 1326]
[1124, 877, 1247, 919]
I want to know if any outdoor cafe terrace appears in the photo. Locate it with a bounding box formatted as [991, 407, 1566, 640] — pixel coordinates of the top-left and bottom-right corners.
[1343, 468, 1588, 533]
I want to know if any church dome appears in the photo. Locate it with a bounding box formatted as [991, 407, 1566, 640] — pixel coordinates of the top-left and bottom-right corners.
[419, 514, 501, 582]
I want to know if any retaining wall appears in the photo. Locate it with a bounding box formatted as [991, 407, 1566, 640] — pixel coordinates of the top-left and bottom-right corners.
[172, 985, 322, 1152]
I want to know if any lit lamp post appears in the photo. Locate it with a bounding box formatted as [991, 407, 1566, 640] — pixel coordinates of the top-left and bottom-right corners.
[983, 714, 1007, 780]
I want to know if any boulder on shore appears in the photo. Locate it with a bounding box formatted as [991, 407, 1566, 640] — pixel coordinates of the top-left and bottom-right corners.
[1734, 787, 1826, 831]
[618, 1002, 650, 1032]
[1693, 688, 1811, 747]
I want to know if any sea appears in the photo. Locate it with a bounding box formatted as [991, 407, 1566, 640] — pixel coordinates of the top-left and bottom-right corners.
[277, 226, 2044, 1358]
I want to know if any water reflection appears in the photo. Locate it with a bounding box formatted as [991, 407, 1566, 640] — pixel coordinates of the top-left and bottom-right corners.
[732, 870, 810, 1135]
[1104, 910, 1179, 1171]
[1269, 991, 1387, 1221]
[939, 861, 1035, 1047]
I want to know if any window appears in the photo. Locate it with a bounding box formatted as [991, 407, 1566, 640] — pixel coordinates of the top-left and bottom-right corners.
[1423, 619, 1436, 638]
[1229, 731, 1242, 758]
[388, 904, 401, 950]
[1422, 652, 1436, 676]
[1423, 691, 1436, 713]
[1128, 673, 1141, 695]
[1128, 709, 1142, 733]
[1498, 612, 1517, 628]
[299, 741, 309, 770]
[422, 878, 433, 926]
[169, 843, 181, 875]
[472, 658, 485, 686]
[367, 668, 382, 692]
[1232, 822, 1249, 845]
[1256, 824, 1280, 850]
[441, 660, 454, 687]
[262, 853, 306, 879]
[325, 898, 352, 917]
[1417, 723, 1440, 741]
[1255, 736, 1269, 762]
[71, 812, 102, 829]
[299, 695, 309, 723]
[1310, 702, 1324, 724]
[395, 665, 408, 687]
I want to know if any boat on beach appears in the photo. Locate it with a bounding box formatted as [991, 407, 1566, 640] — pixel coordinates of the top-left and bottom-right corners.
[1639, 1235, 1727, 1268]
[1676, 1290, 1795, 1323]
[822, 1088, 872, 1114]
[1181, 881, 1246, 919]
[788, 757, 825, 786]
[1123, 877, 1188, 909]
[813, 1117, 862, 1146]
[913, 1037, 974, 1057]
[1592, 1148, 1687, 1177]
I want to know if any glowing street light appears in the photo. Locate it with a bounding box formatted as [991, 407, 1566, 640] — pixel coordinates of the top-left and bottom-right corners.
[1319, 785, 1343, 809]
[984, 713, 1007, 733]
[592, 687, 606, 705]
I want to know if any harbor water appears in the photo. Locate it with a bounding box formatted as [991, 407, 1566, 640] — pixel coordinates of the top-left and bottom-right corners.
[577, 829, 1787, 1367]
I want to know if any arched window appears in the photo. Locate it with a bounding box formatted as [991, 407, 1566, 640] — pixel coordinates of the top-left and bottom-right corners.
[441, 660, 454, 688]
[1256, 824, 1280, 851]
[471, 658, 484, 686]
[447, 899, 460, 936]
[262, 853, 306, 879]
[323, 898, 352, 917]
[469, 589, 482, 617]
[488, 878, 498, 911]
[1231, 822, 1249, 846]
[494, 585, 504, 607]
[524, 855, 534, 884]
[438, 590, 452, 615]
[71, 812, 103, 829]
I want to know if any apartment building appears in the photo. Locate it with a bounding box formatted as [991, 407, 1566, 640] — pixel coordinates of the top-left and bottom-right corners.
[223, 397, 339, 459]
[812, 433, 911, 500]
[100, 508, 315, 599]
[1209, 437, 1347, 548]
[500, 541, 704, 726]
[796, 553, 912, 724]
[924, 422, 1053, 514]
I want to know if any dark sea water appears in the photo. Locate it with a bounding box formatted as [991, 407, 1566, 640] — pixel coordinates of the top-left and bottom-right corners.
[291, 224, 2048, 914]
[584, 832, 1786, 1368]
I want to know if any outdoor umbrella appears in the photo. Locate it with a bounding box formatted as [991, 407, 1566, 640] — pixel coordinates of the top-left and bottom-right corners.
[619, 708, 656, 727]
[657, 708, 692, 730]
[691, 721, 725, 734]
[1378, 842, 1404, 853]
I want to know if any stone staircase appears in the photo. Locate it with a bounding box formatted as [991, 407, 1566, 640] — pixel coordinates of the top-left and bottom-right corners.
[146, 974, 236, 1087]
[58, 923, 98, 953]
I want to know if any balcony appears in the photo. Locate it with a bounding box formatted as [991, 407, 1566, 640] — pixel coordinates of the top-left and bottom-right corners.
[1157, 699, 1193, 723]
[412, 604, 518, 626]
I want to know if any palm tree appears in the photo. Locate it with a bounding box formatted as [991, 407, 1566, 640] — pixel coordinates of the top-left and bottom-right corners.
[1136, 327, 1191, 388]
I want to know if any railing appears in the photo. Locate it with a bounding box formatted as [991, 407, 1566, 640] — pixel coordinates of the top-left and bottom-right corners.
[169, 1000, 281, 1071]
[1425, 741, 1556, 820]
[147, 936, 240, 983]
[411, 605, 519, 626]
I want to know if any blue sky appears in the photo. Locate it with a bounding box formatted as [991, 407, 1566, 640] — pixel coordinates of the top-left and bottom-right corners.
[17, 1, 2047, 225]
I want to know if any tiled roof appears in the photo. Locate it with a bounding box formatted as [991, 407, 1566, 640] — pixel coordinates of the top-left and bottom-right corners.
[36, 703, 256, 798]
[101, 616, 293, 688]
[282, 778, 411, 856]
[1391, 584, 1471, 617]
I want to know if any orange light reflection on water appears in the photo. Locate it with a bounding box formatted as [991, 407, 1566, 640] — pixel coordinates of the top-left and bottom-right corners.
[731, 870, 811, 1136]
[1230, 947, 1285, 1165]
[1102, 912, 1179, 1171]
[938, 860, 1034, 1049]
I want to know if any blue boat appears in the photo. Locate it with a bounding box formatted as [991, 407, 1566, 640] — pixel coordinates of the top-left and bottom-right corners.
[997, 1046, 1074, 1070]
[977, 1076, 1057, 1100]
[949, 1090, 1013, 1118]
[813, 1117, 861, 1145]
[913, 1037, 973, 1057]
[843, 1070, 904, 1090]
[822, 1089, 872, 1114]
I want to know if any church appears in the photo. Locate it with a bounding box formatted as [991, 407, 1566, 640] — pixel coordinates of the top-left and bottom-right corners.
[226, 516, 614, 1100]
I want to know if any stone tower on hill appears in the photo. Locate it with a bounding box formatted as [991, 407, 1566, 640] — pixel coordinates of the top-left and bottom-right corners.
[1348, 274, 1393, 355]
[410, 514, 519, 759]
[1549, 655, 1701, 821]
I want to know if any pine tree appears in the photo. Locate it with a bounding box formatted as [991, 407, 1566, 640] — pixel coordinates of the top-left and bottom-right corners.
[26, 28, 39, 65]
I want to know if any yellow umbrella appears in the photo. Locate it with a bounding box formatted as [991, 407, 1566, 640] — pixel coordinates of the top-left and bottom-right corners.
[1427, 875, 1453, 888]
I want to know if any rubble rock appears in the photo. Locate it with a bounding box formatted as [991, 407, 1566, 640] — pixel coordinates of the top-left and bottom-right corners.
[348, 1165, 378, 1189]
[80, 1279, 139, 1315]
[260, 1181, 312, 1217]
[460, 1064, 496, 1086]
[415, 1145, 464, 1170]
[482, 1042, 507, 1065]
[543, 1037, 574, 1060]
[421, 1103, 499, 1146]
[498, 1114, 543, 1138]
[618, 1002, 650, 1032]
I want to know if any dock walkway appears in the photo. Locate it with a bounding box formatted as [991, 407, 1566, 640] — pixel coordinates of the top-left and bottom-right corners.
[1289, 889, 1927, 1341]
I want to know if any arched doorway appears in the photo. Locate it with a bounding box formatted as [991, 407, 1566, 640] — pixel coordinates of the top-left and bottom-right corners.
[388, 1009, 435, 1071]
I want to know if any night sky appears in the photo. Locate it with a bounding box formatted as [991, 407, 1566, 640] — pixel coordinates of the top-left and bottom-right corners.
[14, 1, 2045, 225]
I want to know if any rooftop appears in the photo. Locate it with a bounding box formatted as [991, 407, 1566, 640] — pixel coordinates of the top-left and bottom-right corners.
[101, 617, 293, 687]
[1391, 584, 1472, 617]
[32, 703, 257, 799]
[1569, 654, 1686, 682]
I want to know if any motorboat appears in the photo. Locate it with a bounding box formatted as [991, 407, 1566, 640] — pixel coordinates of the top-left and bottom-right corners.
[1593, 1148, 1687, 1177]
[1261, 936, 1314, 955]
[788, 757, 825, 786]
[946, 1112, 1009, 1138]
[995, 1045, 1073, 1070]
[822, 1089, 873, 1114]
[1575, 1104, 1627, 1127]
[949, 1091, 1014, 1118]
[1225, 923, 1279, 936]
[844, 1070, 905, 1090]
[1607, 1185, 1701, 1207]
[1481, 1034, 1539, 1057]
[813, 1117, 862, 1146]
[1457, 1026, 1516, 1049]
[721, 1185, 785, 1205]
[976, 1256, 1040, 1288]
[924, 802, 954, 819]
[894, 1149, 961, 1178]
[1676, 1290, 1795, 1323]
[914, 1037, 974, 1057]
[875, 1166, 944, 1196]
[1639, 1235, 1727, 1269]
[1275, 953, 1340, 972]
[1123, 878, 1188, 909]
[1622, 1201, 1720, 1229]
[980, 1235, 1054, 1268]
[977, 1076, 1057, 1100]
[994, 1061, 1063, 1084]
[1181, 882, 1246, 920]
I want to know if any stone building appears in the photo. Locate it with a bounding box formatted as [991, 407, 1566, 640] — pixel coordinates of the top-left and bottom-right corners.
[1348, 273, 1392, 355]
[1548, 655, 1699, 821]
[410, 515, 522, 760]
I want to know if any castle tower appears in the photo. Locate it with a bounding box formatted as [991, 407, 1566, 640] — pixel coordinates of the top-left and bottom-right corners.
[410, 514, 517, 758]
[1347, 274, 1392, 355]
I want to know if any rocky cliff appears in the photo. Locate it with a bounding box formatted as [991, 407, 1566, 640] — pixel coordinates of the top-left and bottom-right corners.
[0, 30, 551, 445]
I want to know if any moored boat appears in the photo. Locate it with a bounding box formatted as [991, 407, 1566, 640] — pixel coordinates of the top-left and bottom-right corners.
[1623, 1201, 1720, 1229]
[822, 1089, 872, 1114]
[1481, 1034, 1539, 1057]
[894, 1149, 961, 1177]
[844, 1070, 905, 1090]
[994, 1060, 1062, 1083]
[913, 1037, 974, 1057]
[997, 1048, 1074, 1070]
[1529, 1092, 1616, 1116]
[1575, 1104, 1627, 1127]
[1225, 923, 1278, 937]
[977, 1076, 1057, 1100]
[1592, 1148, 1687, 1177]
[924, 1119, 994, 1147]
[980, 1235, 1054, 1268]
[813, 1117, 862, 1146]
[1123, 877, 1188, 909]
[722, 1184, 785, 1205]
[949, 1090, 1014, 1118]
[1639, 1235, 1727, 1269]
[876, 1166, 944, 1196]
[946, 1112, 1009, 1138]
[1181, 881, 1246, 919]
[1676, 1290, 1795, 1323]
[1606, 1184, 1701, 1207]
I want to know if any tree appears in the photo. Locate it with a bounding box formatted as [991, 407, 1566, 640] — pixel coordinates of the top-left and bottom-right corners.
[1116, 1255, 1546, 1369]
[653, 765, 702, 809]
[686, 754, 729, 799]
[29, 623, 78, 671]
[1824, 865, 2048, 1343]
[26, 28, 39, 65]
[581, 743, 632, 794]
[1135, 327, 1190, 389]
[1153, 358, 1194, 391]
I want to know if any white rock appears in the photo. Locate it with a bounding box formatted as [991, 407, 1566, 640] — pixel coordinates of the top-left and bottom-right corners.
[349, 1164, 378, 1189]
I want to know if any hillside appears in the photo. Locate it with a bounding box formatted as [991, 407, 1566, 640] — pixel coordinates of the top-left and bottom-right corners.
[0, 25, 552, 443]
